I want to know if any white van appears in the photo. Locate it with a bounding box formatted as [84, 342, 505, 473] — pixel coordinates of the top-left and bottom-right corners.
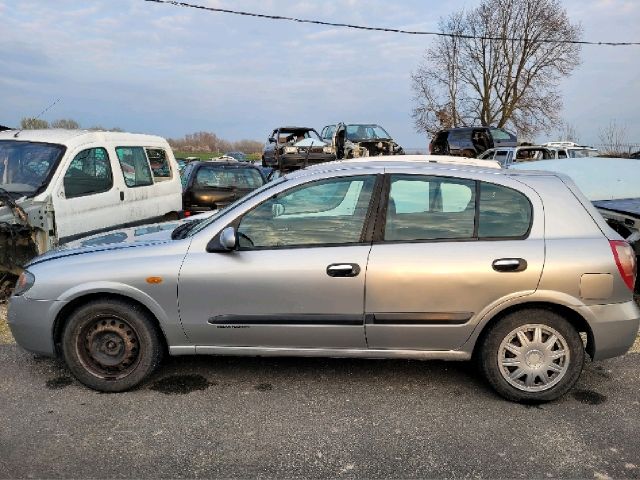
[0, 129, 182, 274]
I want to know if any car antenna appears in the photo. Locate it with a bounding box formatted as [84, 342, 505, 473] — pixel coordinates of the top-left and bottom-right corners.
[13, 97, 61, 138]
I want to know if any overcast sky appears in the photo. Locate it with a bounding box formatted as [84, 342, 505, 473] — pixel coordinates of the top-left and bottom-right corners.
[1, 0, 638, 148]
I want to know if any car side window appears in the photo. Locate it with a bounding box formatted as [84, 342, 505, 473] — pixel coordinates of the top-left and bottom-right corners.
[478, 183, 532, 238]
[146, 148, 172, 180]
[115, 147, 153, 187]
[237, 175, 376, 248]
[63, 147, 113, 198]
[385, 175, 475, 241]
[384, 176, 533, 242]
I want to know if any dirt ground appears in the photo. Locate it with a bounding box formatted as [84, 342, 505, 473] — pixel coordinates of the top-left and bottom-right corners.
[1, 298, 639, 351]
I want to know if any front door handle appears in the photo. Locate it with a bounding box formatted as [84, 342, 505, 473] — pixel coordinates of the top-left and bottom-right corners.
[326, 263, 361, 277]
[492, 258, 527, 272]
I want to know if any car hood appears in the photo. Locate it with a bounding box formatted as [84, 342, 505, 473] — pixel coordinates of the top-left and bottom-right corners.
[29, 228, 175, 266]
[28, 211, 216, 266]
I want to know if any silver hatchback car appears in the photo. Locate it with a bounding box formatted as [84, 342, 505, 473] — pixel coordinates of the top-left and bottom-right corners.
[9, 159, 639, 402]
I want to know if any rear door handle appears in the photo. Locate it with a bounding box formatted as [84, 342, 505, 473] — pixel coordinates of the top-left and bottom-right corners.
[492, 258, 527, 272]
[326, 263, 361, 277]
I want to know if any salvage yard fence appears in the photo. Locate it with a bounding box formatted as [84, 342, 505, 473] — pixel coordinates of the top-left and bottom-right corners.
[594, 143, 640, 157]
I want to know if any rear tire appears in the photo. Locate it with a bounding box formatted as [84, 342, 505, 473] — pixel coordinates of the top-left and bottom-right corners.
[61, 299, 164, 392]
[479, 309, 584, 402]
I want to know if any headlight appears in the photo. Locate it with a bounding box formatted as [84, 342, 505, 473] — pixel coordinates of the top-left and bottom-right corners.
[283, 146, 298, 154]
[14, 270, 35, 296]
[323, 146, 334, 154]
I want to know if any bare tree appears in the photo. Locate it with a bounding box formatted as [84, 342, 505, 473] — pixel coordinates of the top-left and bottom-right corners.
[20, 117, 49, 129]
[598, 120, 629, 156]
[411, 0, 582, 137]
[557, 122, 580, 143]
[51, 118, 80, 129]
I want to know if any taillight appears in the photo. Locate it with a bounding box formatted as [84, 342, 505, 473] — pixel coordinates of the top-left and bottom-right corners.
[184, 210, 192, 217]
[609, 240, 637, 291]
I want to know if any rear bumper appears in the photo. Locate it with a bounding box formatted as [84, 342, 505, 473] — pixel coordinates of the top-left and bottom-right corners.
[8, 294, 65, 357]
[581, 300, 640, 360]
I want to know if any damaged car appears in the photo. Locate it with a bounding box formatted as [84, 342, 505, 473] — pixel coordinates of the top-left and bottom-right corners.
[262, 127, 335, 172]
[0, 129, 182, 280]
[181, 160, 266, 214]
[321, 123, 404, 159]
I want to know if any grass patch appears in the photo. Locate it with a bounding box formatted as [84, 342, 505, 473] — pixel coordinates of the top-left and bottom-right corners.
[0, 304, 13, 344]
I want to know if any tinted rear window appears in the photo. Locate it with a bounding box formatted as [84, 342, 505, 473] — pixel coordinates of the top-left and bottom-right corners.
[194, 166, 264, 189]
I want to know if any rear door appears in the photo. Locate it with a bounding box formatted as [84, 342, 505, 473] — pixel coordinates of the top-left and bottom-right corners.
[364, 173, 544, 351]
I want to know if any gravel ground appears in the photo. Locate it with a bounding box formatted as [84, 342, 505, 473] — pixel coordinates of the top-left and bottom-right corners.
[1, 298, 639, 478]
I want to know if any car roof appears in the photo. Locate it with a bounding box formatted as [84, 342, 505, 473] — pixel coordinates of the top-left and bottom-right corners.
[275, 126, 316, 131]
[192, 160, 260, 168]
[485, 146, 550, 152]
[286, 155, 560, 180]
[0, 129, 167, 146]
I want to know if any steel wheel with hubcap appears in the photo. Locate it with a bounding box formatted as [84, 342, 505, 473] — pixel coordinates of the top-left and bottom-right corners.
[62, 299, 164, 392]
[480, 309, 585, 402]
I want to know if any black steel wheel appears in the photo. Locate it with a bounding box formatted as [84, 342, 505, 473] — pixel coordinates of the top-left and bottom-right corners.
[62, 299, 164, 392]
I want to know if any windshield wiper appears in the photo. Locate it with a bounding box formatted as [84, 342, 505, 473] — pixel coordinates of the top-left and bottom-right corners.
[171, 219, 202, 240]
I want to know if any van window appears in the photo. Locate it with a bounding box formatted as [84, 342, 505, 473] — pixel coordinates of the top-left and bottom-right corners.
[146, 148, 171, 179]
[64, 147, 113, 198]
[115, 147, 153, 187]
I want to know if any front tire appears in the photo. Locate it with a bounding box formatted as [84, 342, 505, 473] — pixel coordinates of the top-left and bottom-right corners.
[479, 309, 585, 402]
[61, 299, 164, 392]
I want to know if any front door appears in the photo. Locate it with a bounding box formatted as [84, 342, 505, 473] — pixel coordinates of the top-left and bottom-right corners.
[365, 173, 544, 351]
[53, 147, 122, 242]
[178, 174, 380, 349]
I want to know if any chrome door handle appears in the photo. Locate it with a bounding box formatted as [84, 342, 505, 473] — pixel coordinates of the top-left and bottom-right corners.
[326, 263, 361, 277]
[492, 258, 527, 272]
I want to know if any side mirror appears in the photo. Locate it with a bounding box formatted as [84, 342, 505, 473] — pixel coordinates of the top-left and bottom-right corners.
[271, 203, 285, 218]
[268, 137, 276, 144]
[219, 226, 237, 250]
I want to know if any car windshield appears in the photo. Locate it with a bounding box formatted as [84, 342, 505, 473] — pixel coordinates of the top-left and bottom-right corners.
[194, 165, 264, 189]
[0, 140, 65, 195]
[279, 130, 321, 143]
[182, 176, 288, 238]
[345, 125, 391, 141]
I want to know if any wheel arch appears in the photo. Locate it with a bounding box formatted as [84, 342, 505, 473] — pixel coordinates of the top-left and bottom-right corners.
[470, 301, 595, 360]
[52, 292, 169, 356]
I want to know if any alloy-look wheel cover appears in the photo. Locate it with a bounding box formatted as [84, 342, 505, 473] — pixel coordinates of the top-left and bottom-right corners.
[497, 323, 570, 392]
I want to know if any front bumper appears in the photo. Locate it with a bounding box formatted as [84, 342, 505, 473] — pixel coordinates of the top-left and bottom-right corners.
[8, 294, 66, 356]
[580, 300, 640, 360]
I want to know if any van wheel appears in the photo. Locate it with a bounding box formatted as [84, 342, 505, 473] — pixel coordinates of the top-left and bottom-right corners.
[479, 309, 584, 402]
[61, 299, 164, 392]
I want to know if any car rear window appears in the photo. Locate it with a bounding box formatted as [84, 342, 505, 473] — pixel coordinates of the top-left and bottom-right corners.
[194, 166, 264, 189]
